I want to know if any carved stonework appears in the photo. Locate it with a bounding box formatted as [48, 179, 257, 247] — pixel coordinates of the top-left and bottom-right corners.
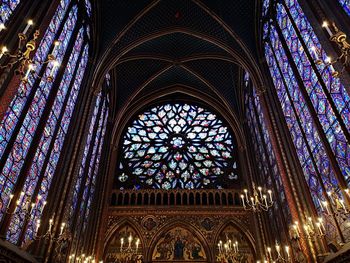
[103, 208, 255, 263]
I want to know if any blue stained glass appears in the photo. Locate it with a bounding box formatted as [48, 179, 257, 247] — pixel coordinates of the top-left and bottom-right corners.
[244, 76, 291, 226]
[278, 1, 350, 181]
[75, 99, 107, 239]
[85, 0, 92, 17]
[264, 26, 340, 241]
[0, 0, 20, 25]
[69, 92, 102, 225]
[118, 104, 238, 190]
[338, 0, 350, 16]
[23, 44, 89, 244]
[0, 0, 71, 221]
[6, 27, 86, 244]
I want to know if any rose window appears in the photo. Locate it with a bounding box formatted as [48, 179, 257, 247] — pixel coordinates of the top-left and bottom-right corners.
[117, 103, 238, 189]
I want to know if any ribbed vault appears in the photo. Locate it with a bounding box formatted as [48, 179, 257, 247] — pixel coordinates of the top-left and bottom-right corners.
[93, 0, 263, 149]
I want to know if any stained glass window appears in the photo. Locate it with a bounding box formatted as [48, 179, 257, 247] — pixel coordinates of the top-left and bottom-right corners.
[68, 85, 108, 254]
[0, 0, 71, 223]
[244, 72, 291, 243]
[0, 1, 92, 245]
[117, 103, 238, 190]
[263, 0, 350, 242]
[339, 0, 350, 16]
[0, 0, 21, 25]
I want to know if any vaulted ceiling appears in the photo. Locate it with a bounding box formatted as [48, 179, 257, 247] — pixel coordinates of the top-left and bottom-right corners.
[94, 0, 263, 127]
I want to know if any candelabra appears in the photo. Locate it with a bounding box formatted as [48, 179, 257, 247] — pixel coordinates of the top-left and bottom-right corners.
[0, 19, 61, 83]
[314, 21, 350, 77]
[317, 189, 350, 219]
[34, 215, 68, 244]
[111, 234, 141, 263]
[260, 242, 291, 263]
[68, 254, 102, 263]
[292, 216, 325, 241]
[240, 184, 273, 212]
[217, 239, 241, 263]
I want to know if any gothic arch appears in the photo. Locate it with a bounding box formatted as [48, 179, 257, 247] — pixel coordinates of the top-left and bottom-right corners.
[103, 219, 145, 260]
[147, 221, 212, 262]
[213, 219, 257, 258]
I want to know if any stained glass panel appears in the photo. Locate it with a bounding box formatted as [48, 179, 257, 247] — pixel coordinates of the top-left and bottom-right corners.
[118, 103, 238, 190]
[0, 0, 21, 25]
[69, 93, 102, 225]
[0, 0, 71, 221]
[339, 0, 350, 16]
[277, 1, 350, 181]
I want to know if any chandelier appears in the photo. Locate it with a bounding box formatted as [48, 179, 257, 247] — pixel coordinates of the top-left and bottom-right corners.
[114, 234, 141, 263]
[0, 19, 60, 83]
[240, 183, 274, 212]
[259, 242, 291, 263]
[217, 239, 241, 263]
[310, 21, 350, 77]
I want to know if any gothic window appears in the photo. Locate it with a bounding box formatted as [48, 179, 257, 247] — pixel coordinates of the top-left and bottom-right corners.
[69, 86, 109, 246]
[263, 0, 350, 242]
[0, 0, 21, 25]
[0, 0, 92, 245]
[338, 0, 350, 16]
[244, 72, 291, 243]
[117, 103, 238, 190]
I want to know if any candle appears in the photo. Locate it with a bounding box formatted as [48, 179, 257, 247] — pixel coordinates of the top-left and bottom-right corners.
[318, 217, 325, 230]
[0, 23, 5, 32]
[240, 195, 246, 208]
[14, 200, 20, 213]
[323, 201, 330, 214]
[345, 189, 350, 197]
[136, 238, 140, 253]
[268, 190, 272, 203]
[218, 243, 221, 253]
[263, 195, 268, 207]
[48, 218, 53, 233]
[22, 19, 34, 35]
[275, 242, 281, 256]
[35, 219, 40, 235]
[52, 41, 60, 54]
[6, 194, 14, 209]
[30, 203, 35, 214]
[316, 222, 323, 235]
[258, 186, 263, 199]
[23, 64, 34, 80]
[120, 237, 124, 251]
[285, 246, 290, 258]
[49, 60, 59, 78]
[293, 224, 300, 238]
[318, 198, 324, 211]
[340, 199, 347, 212]
[41, 201, 47, 213]
[250, 197, 255, 205]
[0, 46, 7, 60]
[60, 222, 66, 235]
[235, 241, 238, 252]
[322, 21, 332, 36]
[267, 247, 272, 259]
[244, 189, 248, 200]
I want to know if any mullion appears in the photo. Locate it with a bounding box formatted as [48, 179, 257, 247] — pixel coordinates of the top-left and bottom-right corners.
[0, 15, 81, 238]
[73, 103, 107, 255]
[0, 1, 75, 173]
[268, 39, 345, 241]
[15, 37, 86, 246]
[281, 1, 350, 151]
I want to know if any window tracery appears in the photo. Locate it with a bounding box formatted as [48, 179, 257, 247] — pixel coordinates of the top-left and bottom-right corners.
[0, 0, 92, 245]
[117, 103, 238, 190]
[263, 0, 350, 242]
